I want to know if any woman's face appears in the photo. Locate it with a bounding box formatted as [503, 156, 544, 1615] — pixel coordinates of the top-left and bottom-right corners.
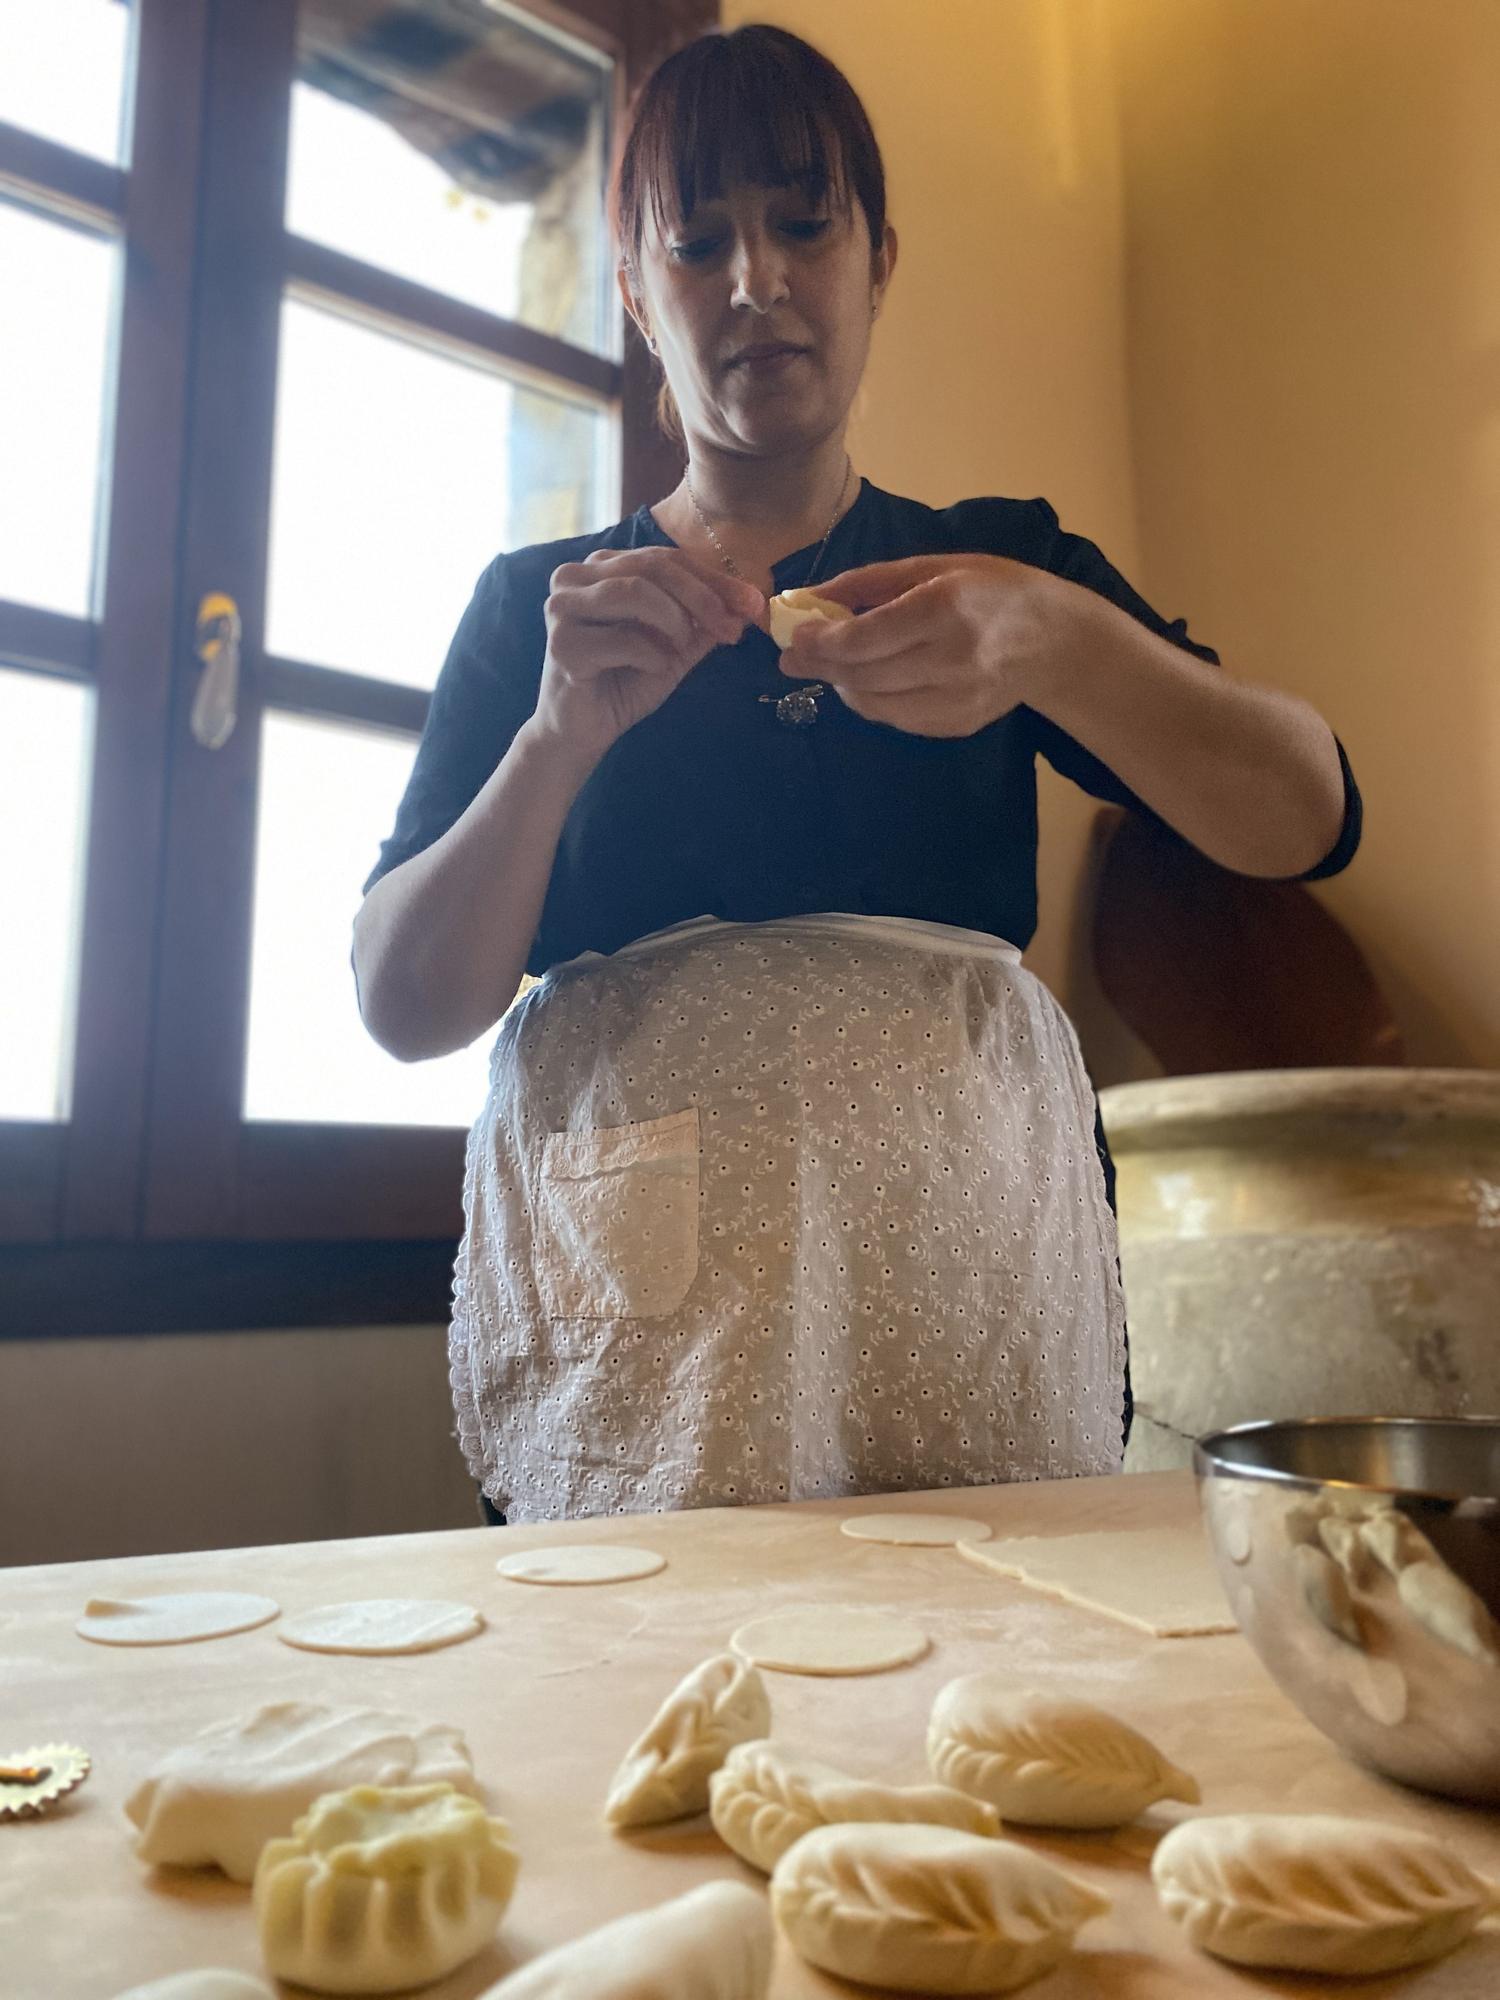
[622, 174, 896, 458]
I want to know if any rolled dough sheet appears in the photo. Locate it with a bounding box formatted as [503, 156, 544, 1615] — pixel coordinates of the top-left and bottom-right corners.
[496, 1545, 667, 1586]
[957, 1529, 1236, 1638]
[730, 1604, 930, 1675]
[840, 1513, 992, 1548]
[77, 1593, 280, 1646]
[277, 1599, 483, 1656]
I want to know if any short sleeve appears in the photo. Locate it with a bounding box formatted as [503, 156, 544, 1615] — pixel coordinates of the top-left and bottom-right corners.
[996, 498, 1362, 883]
[362, 552, 544, 896]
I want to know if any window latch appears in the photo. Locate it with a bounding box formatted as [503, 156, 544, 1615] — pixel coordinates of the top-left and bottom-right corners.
[191, 592, 240, 749]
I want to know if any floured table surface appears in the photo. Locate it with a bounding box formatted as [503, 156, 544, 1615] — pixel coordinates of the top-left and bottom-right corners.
[4, 1472, 1498, 1998]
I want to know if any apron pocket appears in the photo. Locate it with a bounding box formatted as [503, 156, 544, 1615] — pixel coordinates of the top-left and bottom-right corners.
[536, 1107, 700, 1319]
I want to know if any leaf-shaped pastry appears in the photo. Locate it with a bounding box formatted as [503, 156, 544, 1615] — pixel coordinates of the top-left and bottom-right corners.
[1152, 1814, 1500, 1975]
[480, 1881, 772, 1999]
[1396, 1560, 1500, 1666]
[927, 1679, 1199, 1829]
[708, 1739, 999, 1874]
[604, 1653, 771, 1828]
[772, 1821, 1110, 1995]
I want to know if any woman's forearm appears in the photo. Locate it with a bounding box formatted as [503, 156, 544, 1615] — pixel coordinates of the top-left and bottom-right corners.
[353, 718, 594, 1061]
[1034, 585, 1347, 878]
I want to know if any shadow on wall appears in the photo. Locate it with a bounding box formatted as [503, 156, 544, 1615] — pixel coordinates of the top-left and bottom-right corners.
[1110, 0, 1500, 1071]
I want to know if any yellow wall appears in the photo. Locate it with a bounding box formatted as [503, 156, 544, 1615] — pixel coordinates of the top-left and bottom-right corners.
[722, 0, 1500, 1075]
[1111, 0, 1500, 1068]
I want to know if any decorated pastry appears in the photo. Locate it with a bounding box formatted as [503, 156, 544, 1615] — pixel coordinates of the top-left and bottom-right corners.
[605, 1653, 770, 1828]
[254, 1782, 519, 1993]
[928, 1680, 1198, 1829]
[772, 1820, 1110, 1994]
[1152, 1814, 1498, 1975]
[126, 1701, 476, 1881]
[708, 1739, 997, 1874]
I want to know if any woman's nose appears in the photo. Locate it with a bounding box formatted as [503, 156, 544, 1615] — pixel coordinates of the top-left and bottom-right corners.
[728, 231, 791, 313]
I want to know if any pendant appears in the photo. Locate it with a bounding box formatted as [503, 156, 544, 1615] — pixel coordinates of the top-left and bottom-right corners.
[760, 682, 826, 728]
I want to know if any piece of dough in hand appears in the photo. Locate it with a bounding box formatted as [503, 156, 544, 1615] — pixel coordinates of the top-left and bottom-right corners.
[927, 1679, 1199, 1829]
[605, 1653, 771, 1829]
[709, 1739, 998, 1874]
[767, 587, 852, 651]
[478, 1881, 773, 1999]
[254, 1782, 519, 1994]
[125, 1700, 477, 1882]
[1151, 1814, 1499, 1975]
[772, 1821, 1110, 1995]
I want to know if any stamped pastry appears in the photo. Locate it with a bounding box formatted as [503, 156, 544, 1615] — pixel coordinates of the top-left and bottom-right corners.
[772, 1820, 1110, 1995]
[708, 1739, 997, 1874]
[1151, 1813, 1499, 1975]
[927, 1679, 1199, 1829]
[254, 1782, 519, 1993]
[605, 1653, 771, 1829]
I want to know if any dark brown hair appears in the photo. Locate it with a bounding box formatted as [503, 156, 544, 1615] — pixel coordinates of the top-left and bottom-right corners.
[609, 25, 888, 442]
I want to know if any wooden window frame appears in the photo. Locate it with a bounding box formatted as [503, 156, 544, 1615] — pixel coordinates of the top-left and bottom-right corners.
[1, 0, 714, 1338]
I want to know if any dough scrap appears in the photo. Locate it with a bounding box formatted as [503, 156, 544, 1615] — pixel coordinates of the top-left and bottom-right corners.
[497, 1545, 667, 1586]
[1316, 1514, 1376, 1589]
[708, 1739, 998, 1874]
[605, 1653, 771, 1829]
[927, 1679, 1199, 1830]
[958, 1529, 1235, 1637]
[840, 1513, 992, 1547]
[254, 1782, 519, 1994]
[1151, 1814, 1499, 1976]
[1360, 1508, 1438, 1577]
[125, 1700, 477, 1881]
[478, 1881, 773, 1998]
[766, 587, 853, 652]
[277, 1599, 482, 1656]
[112, 1978, 275, 2000]
[772, 1820, 1110, 1995]
[730, 1603, 928, 1675]
[77, 1593, 279, 1647]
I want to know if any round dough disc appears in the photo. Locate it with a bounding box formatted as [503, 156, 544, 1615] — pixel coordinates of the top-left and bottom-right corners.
[730, 1604, 930, 1676]
[278, 1599, 483, 1656]
[77, 1593, 279, 1647]
[496, 1544, 667, 1586]
[840, 1513, 992, 1548]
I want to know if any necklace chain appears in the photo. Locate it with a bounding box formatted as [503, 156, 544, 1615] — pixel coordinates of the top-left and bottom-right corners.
[683, 454, 853, 589]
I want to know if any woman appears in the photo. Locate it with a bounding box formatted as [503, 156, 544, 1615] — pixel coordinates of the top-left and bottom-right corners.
[354, 26, 1358, 1524]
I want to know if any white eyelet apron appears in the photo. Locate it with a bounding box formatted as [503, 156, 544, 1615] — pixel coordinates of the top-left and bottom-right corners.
[450, 913, 1127, 1522]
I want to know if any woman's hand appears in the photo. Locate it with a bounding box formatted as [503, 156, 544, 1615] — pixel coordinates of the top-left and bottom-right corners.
[783, 553, 1071, 737]
[535, 547, 764, 771]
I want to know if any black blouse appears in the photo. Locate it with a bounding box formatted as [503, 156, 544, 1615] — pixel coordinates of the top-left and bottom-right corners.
[366, 477, 1361, 977]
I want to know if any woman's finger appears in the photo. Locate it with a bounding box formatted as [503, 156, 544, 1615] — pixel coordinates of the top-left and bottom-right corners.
[791, 576, 955, 666]
[549, 571, 708, 656]
[578, 546, 760, 636]
[806, 554, 958, 612]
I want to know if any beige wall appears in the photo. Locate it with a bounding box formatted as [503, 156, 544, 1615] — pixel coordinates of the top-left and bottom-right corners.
[723, 0, 1147, 1071]
[725, 0, 1499, 1075]
[0, 1326, 476, 1566]
[1111, 0, 1500, 1069]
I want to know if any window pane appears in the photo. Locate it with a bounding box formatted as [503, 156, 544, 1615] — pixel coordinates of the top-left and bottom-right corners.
[0, 0, 133, 165]
[288, 0, 614, 356]
[0, 668, 93, 1121]
[0, 203, 117, 618]
[265, 296, 614, 688]
[245, 710, 492, 1127]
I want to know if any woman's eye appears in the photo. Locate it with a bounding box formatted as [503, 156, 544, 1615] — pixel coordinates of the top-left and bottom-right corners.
[671, 219, 830, 261]
[784, 219, 830, 240]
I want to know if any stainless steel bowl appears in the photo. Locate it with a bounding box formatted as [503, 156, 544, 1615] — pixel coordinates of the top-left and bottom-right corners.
[1196, 1416, 1500, 1804]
